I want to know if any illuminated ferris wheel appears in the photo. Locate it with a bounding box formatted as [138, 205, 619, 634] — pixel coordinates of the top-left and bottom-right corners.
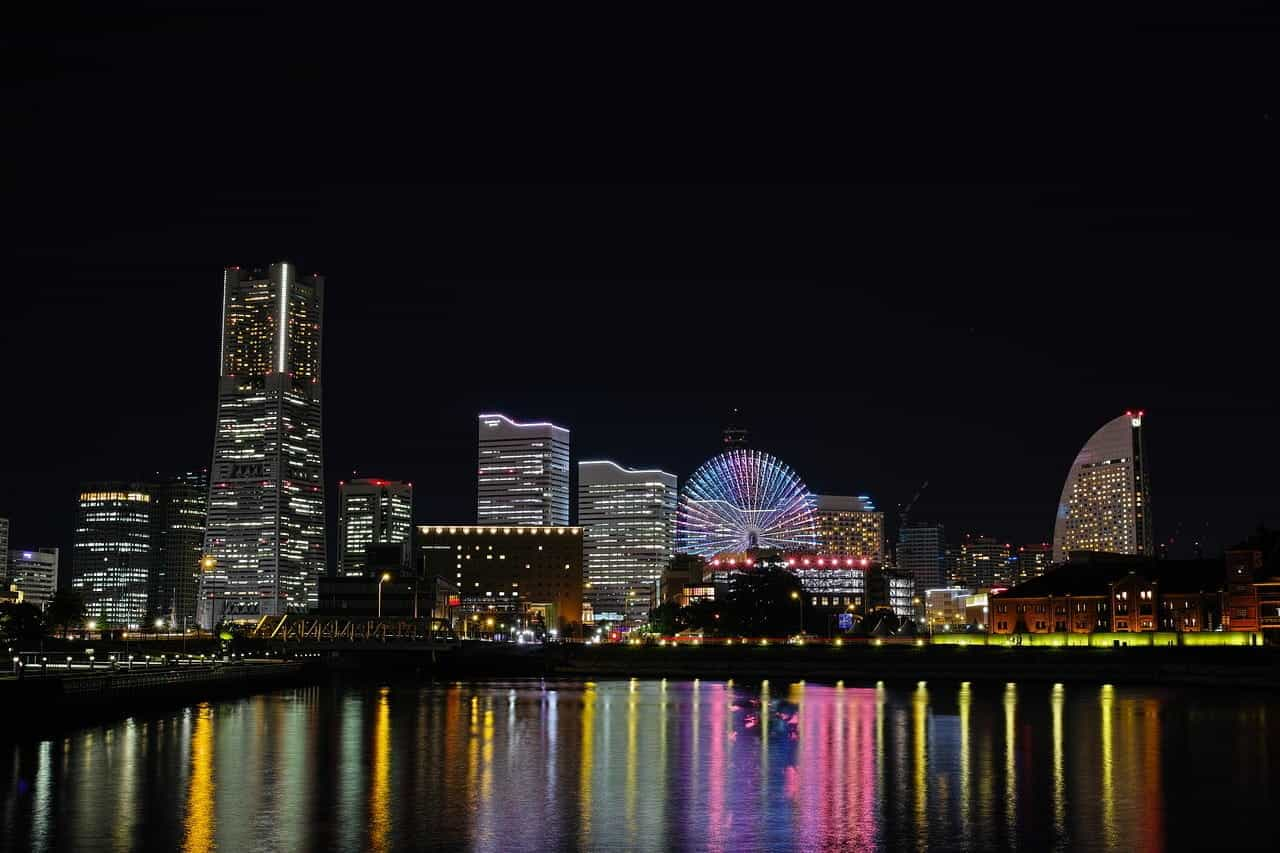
[676, 448, 818, 557]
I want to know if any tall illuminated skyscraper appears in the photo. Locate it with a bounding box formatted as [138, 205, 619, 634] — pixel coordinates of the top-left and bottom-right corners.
[338, 478, 413, 577]
[1052, 411, 1152, 564]
[813, 494, 884, 561]
[578, 461, 678, 625]
[199, 263, 326, 627]
[150, 469, 209, 624]
[73, 484, 155, 627]
[477, 414, 570, 526]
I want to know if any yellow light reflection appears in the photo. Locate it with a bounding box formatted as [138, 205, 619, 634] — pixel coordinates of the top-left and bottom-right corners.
[1052, 684, 1065, 841]
[958, 683, 971, 841]
[1100, 684, 1115, 844]
[1004, 682, 1017, 839]
[913, 682, 928, 837]
[370, 686, 391, 853]
[183, 703, 214, 853]
[580, 683, 596, 837]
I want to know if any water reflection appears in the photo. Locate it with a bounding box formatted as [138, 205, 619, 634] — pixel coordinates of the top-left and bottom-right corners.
[2, 679, 1277, 851]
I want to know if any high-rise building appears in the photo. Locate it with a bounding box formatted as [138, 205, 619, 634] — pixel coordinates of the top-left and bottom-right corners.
[955, 534, 1013, 589]
[477, 414, 569, 526]
[338, 478, 413, 577]
[73, 484, 155, 627]
[7, 548, 58, 609]
[813, 494, 884, 561]
[0, 517, 8, 580]
[578, 460, 677, 625]
[150, 470, 209, 625]
[1052, 411, 1153, 564]
[896, 522, 946, 618]
[200, 263, 326, 628]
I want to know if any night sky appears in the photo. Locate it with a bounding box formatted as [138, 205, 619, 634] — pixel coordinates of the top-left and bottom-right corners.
[5, 4, 1278, 564]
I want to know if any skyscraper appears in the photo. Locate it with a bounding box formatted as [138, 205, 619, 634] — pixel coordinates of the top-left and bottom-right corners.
[7, 548, 58, 609]
[1052, 411, 1153, 564]
[338, 478, 413, 577]
[0, 517, 8, 581]
[477, 414, 569, 526]
[955, 534, 1012, 589]
[578, 460, 678, 625]
[1015, 542, 1053, 585]
[73, 484, 155, 627]
[896, 522, 946, 619]
[150, 470, 209, 624]
[200, 263, 326, 628]
[813, 494, 884, 561]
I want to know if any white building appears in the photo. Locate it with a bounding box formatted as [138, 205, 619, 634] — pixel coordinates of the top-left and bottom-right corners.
[338, 478, 413, 577]
[1052, 411, 1152, 564]
[477, 414, 570, 526]
[8, 547, 58, 609]
[578, 460, 677, 625]
[200, 263, 326, 628]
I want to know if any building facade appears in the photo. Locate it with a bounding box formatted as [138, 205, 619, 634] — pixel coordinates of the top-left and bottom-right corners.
[417, 524, 583, 635]
[955, 534, 1013, 589]
[813, 494, 884, 561]
[477, 414, 570, 526]
[149, 470, 209, 625]
[7, 547, 58, 609]
[1052, 411, 1153, 564]
[338, 479, 413, 577]
[72, 484, 155, 627]
[200, 263, 326, 627]
[897, 522, 946, 616]
[0, 517, 8, 581]
[1014, 542, 1053, 586]
[578, 460, 677, 625]
[925, 587, 974, 633]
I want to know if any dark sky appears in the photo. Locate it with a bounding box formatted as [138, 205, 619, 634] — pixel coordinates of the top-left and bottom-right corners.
[4, 4, 1278, 563]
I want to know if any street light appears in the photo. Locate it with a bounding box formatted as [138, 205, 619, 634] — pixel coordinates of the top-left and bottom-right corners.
[791, 590, 804, 635]
[378, 572, 392, 618]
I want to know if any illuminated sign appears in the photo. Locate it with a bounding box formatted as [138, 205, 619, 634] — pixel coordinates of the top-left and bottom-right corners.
[838, 613, 853, 631]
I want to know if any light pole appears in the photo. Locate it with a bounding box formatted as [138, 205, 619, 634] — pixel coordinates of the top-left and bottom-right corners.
[377, 573, 391, 619]
[200, 555, 218, 635]
[791, 590, 804, 635]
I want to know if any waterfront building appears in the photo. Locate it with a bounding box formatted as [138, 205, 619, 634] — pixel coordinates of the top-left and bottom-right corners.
[200, 263, 326, 628]
[813, 494, 884, 561]
[477, 414, 570, 526]
[149, 470, 209, 625]
[7, 547, 58, 609]
[988, 553, 1238, 637]
[417, 524, 583, 636]
[578, 460, 677, 625]
[1223, 528, 1280, 637]
[338, 479, 413, 577]
[72, 484, 155, 627]
[1052, 411, 1153, 564]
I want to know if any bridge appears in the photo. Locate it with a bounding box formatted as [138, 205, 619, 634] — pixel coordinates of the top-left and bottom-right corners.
[248, 615, 460, 649]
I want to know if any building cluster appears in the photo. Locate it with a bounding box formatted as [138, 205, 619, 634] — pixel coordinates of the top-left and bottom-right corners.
[18, 262, 1274, 645]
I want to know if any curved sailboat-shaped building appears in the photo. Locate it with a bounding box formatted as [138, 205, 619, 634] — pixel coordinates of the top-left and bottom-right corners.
[1051, 412, 1152, 564]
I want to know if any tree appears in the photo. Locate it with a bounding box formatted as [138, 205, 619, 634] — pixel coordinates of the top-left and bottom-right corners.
[44, 589, 87, 638]
[723, 566, 803, 637]
[0, 602, 44, 646]
[647, 602, 685, 636]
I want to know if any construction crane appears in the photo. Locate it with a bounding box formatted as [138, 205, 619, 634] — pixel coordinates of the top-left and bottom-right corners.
[898, 480, 930, 531]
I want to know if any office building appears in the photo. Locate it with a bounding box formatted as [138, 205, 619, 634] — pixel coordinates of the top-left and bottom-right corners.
[0, 517, 8, 580]
[1052, 411, 1153, 564]
[924, 587, 973, 632]
[7, 548, 58, 609]
[477, 414, 570, 526]
[72, 484, 155, 627]
[897, 522, 947, 616]
[955, 534, 1013, 589]
[813, 494, 884, 561]
[1015, 542, 1053, 585]
[150, 470, 209, 624]
[578, 460, 677, 625]
[338, 479, 413, 577]
[417, 524, 583, 635]
[200, 263, 326, 627]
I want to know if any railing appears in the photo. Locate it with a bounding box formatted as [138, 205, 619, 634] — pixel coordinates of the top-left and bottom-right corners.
[249, 615, 457, 644]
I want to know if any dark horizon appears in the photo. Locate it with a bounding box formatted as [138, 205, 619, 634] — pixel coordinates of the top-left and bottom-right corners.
[5, 4, 1278, 565]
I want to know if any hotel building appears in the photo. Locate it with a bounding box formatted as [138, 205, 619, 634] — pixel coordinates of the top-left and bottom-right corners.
[578, 460, 677, 625]
[1052, 411, 1153, 564]
[813, 494, 884, 561]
